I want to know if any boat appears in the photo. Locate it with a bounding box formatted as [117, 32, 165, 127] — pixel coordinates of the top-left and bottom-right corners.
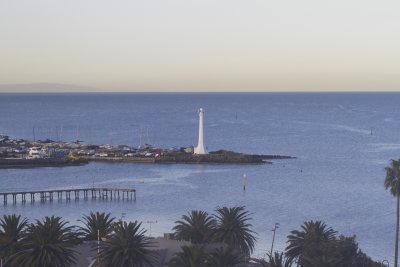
[27, 147, 42, 159]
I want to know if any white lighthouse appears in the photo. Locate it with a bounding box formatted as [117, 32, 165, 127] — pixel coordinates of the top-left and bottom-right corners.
[194, 108, 208, 154]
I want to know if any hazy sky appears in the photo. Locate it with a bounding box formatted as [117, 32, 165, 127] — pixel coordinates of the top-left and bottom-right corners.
[0, 0, 399, 92]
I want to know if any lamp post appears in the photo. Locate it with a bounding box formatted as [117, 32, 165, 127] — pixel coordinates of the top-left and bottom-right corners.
[145, 220, 157, 237]
[97, 229, 100, 266]
[270, 223, 280, 256]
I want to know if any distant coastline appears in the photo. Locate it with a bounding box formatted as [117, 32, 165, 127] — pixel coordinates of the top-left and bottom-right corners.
[2, 83, 400, 94]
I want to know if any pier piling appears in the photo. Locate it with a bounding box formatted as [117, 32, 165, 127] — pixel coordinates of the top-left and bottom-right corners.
[0, 187, 136, 206]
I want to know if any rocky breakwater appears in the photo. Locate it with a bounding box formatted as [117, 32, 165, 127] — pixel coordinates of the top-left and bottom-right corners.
[155, 150, 294, 164]
[0, 157, 88, 169]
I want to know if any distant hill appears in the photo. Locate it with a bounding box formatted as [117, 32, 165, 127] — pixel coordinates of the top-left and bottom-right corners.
[0, 83, 102, 93]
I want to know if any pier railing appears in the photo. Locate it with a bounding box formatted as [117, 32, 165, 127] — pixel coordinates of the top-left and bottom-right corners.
[0, 187, 136, 205]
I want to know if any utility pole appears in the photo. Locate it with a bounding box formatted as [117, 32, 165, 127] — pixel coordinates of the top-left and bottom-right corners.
[270, 223, 280, 256]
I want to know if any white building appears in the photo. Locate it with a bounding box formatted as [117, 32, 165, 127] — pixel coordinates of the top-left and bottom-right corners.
[28, 147, 47, 159]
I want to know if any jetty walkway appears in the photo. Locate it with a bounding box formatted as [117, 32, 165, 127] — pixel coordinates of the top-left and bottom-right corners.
[0, 187, 136, 205]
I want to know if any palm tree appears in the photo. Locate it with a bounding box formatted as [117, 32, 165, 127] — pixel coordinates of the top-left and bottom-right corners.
[80, 211, 115, 240]
[267, 252, 293, 267]
[97, 221, 155, 267]
[173, 210, 216, 244]
[385, 159, 400, 267]
[205, 247, 244, 267]
[301, 254, 341, 267]
[333, 235, 359, 267]
[168, 245, 207, 267]
[0, 214, 28, 263]
[11, 216, 79, 267]
[213, 206, 256, 257]
[253, 258, 269, 267]
[285, 220, 336, 265]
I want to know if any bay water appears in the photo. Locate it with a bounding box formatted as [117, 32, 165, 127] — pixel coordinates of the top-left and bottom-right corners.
[0, 93, 398, 261]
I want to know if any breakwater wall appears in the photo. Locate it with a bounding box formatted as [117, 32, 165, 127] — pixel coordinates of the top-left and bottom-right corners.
[0, 158, 88, 169]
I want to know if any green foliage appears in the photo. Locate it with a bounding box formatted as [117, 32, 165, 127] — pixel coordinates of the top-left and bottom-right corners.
[11, 216, 79, 267]
[384, 159, 400, 267]
[385, 159, 400, 197]
[285, 220, 336, 264]
[353, 252, 384, 267]
[172, 206, 256, 257]
[268, 252, 293, 267]
[205, 247, 244, 267]
[173, 210, 216, 244]
[97, 221, 155, 267]
[285, 221, 381, 267]
[168, 245, 207, 267]
[168, 245, 245, 267]
[0, 210, 385, 267]
[80, 211, 115, 241]
[0, 214, 28, 262]
[213, 206, 257, 256]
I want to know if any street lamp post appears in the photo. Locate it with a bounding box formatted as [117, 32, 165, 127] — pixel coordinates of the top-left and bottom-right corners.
[97, 229, 100, 266]
[145, 220, 157, 237]
[270, 223, 280, 257]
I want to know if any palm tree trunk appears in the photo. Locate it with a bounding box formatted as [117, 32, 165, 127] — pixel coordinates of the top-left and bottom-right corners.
[396, 195, 399, 267]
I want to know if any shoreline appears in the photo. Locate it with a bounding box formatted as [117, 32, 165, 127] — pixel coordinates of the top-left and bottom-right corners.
[0, 152, 295, 169]
[0, 135, 294, 169]
[0, 157, 88, 169]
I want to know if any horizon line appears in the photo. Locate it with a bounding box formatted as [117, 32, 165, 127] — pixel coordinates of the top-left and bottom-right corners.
[1, 90, 400, 94]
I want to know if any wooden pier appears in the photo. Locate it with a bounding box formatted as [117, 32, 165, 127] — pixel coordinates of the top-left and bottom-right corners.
[0, 187, 136, 205]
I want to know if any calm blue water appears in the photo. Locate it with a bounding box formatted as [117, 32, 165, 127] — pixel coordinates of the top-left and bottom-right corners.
[0, 93, 399, 261]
